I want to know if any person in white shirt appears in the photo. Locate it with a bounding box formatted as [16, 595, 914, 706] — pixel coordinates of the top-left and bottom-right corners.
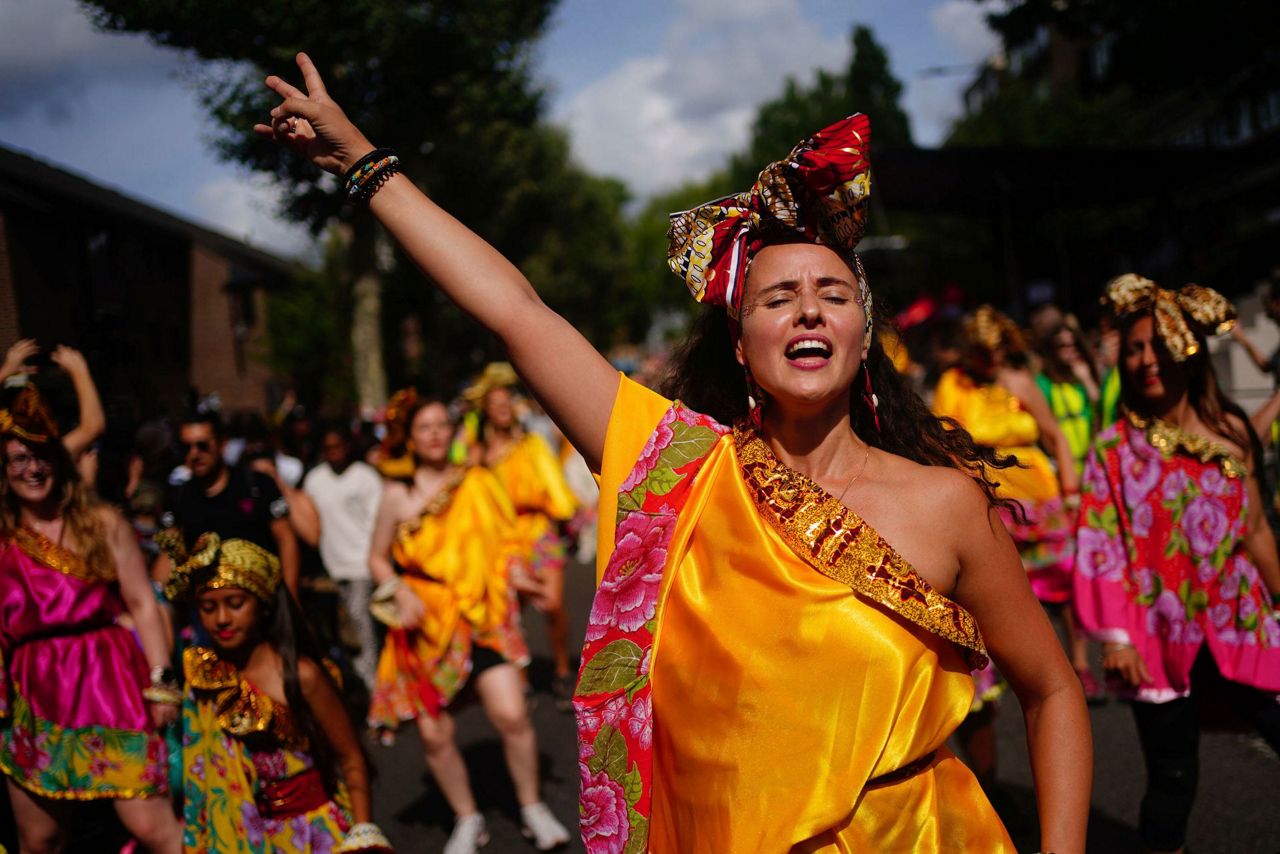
[303, 425, 383, 689]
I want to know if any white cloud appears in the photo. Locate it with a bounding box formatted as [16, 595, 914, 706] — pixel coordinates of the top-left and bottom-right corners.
[192, 175, 315, 260]
[555, 0, 845, 197]
[898, 0, 1003, 146]
[0, 0, 182, 120]
[929, 0, 1002, 62]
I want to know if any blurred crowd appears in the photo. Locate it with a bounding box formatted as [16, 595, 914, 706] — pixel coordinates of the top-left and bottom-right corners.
[4, 267, 1280, 852]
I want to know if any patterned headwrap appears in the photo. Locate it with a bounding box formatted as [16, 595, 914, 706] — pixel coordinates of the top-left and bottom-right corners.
[160, 531, 281, 604]
[1102, 274, 1236, 361]
[964, 305, 1028, 355]
[667, 114, 874, 331]
[0, 384, 59, 445]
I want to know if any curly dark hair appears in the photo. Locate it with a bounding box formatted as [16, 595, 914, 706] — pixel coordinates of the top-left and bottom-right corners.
[659, 304, 1022, 515]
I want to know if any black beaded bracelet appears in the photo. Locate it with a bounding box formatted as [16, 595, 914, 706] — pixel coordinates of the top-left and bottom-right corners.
[349, 160, 401, 206]
[343, 147, 396, 184]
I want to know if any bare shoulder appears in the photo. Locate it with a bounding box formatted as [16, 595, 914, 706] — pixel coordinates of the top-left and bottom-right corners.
[379, 479, 415, 511]
[94, 503, 129, 536]
[998, 366, 1040, 399]
[296, 655, 322, 689]
[880, 452, 988, 511]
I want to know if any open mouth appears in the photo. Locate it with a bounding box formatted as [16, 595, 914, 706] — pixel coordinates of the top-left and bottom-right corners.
[785, 335, 833, 361]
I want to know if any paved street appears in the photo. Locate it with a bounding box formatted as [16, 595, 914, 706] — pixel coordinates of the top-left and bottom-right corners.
[375, 560, 1280, 853]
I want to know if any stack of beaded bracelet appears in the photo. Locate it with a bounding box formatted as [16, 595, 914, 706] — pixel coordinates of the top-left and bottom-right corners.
[334, 822, 395, 853]
[142, 664, 181, 706]
[344, 147, 401, 206]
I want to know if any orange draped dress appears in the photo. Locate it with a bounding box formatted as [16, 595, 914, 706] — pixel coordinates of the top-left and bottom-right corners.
[593, 377, 1014, 852]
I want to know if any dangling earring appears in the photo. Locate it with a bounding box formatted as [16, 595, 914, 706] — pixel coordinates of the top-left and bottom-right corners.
[862, 361, 880, 433]
[744, 365, 765, 431]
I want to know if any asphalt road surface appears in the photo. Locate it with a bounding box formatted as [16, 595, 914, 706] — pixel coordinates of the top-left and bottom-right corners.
[17, 557, 1277, 852]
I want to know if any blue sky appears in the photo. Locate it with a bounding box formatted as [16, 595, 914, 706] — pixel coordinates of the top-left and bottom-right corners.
[0, 0, 1000, 258]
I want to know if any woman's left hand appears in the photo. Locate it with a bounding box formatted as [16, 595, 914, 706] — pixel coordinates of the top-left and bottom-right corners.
[149, 701, 179, 729]
[49, 345, 89, 378]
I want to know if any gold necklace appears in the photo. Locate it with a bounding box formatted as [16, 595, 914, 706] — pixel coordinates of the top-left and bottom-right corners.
[835, 441, 872, 505]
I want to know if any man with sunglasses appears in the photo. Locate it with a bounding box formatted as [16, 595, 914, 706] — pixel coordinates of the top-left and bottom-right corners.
[155, 410, 299, 595]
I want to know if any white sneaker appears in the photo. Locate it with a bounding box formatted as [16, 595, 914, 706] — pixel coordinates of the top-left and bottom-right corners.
[520, 802, 571, 851]
[443, 813, 489, 854]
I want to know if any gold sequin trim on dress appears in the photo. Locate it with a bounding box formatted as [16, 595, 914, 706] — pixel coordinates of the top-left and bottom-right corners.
[734, 427, 988, 669]
[184, 647, 307, 750]
[1127, 411, 1246, 479]
[13, 525, 114, 583]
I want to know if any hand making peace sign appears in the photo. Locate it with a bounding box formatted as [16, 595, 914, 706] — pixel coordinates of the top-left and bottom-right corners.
[253, 52, 375, 176]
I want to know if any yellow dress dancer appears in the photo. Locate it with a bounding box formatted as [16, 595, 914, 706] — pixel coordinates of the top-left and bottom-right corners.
[487, 431, 578, 581]
[367, 468, 529, 728]
[933, 367, 1073, 605]
[576, 378, 1014, 853]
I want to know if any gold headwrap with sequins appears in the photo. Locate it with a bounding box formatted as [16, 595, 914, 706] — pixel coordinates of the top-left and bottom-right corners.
[964, 305, 1028, 355]
[161, 531, 281, 604]
[1102, 274, 1236, 361]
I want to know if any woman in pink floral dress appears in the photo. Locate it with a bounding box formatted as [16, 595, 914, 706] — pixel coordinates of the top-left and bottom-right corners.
[1074, 274, 1280, 853]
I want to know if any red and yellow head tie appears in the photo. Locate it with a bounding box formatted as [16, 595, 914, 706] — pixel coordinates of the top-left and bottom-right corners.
[667, 113, 874, 332]
[161, 531, 281, 604]
[0, 384, 59, 445]
[1102, 273, 1236, 361]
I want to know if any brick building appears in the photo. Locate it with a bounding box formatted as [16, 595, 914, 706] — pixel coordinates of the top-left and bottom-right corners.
[0, 143, 293, 420]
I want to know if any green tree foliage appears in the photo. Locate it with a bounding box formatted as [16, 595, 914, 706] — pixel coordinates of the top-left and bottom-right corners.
[947, 79, 1139, 147]
[726, 26, 914, 188]
[954, 0, 1277, 148]
[263, 232, 355, 412]
[81, 0, 632, 409]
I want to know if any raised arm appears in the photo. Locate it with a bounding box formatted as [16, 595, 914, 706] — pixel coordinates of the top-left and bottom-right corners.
[52, 346, 106, 460]
[255, 53, 619, 469]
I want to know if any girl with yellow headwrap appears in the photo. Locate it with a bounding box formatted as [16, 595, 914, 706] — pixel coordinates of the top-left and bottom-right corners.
[163, 533, 392, 853]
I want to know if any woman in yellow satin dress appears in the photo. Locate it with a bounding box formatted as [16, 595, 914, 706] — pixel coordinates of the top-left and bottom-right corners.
[365, 397, 570, 851]
[477, 383, 579, 707]
[259, 57, 1092, 853]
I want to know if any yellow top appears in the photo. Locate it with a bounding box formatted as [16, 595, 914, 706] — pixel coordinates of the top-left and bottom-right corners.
[933, 368, 1059, 503]
[392, 468, 518, 659]
[597, 378, 1014, 852]
[488, 432, 578, 560]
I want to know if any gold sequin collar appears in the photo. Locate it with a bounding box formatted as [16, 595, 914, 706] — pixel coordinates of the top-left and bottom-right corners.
[12, 524, 113, 583]
[396, 466, 468, 539]
[183, 646, 306, 750]
[1126, 411, 1246, 478]
[734, 427, 988, 669]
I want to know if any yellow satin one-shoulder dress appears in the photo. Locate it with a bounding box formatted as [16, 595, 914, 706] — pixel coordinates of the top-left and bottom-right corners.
[367, 468, 529, 729]
[596, 377, 1014, 852]
[489, 433, 579, 578]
